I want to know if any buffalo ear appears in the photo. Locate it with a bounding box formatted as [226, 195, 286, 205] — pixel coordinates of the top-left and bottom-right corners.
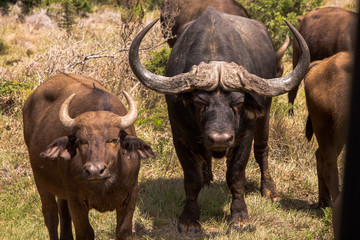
[121, 133, 155, 160]
[40, 136, 76, 160]
[244, 94, 265, 120]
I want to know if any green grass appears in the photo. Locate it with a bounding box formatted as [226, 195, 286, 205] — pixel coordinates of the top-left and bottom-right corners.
[0, 3, 343, 240]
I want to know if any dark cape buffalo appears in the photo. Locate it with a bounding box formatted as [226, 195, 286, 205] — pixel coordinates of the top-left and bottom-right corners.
[129, 8, 309, 232]
[160, 0, 289, 78]
[289, 7, 358, 115]
[161, 0, 249, 48]
[23, 74, 154, 239]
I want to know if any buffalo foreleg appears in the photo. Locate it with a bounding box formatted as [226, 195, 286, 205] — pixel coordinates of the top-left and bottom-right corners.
[253, 100, 280, 202]
[37, 186, 60, 240]
[226, 128, 254, 231]
[115, 184, 138, 240]
[67, 197, 94, 239]
[174, 138, 205, 233]
[57, 199, 73, 240]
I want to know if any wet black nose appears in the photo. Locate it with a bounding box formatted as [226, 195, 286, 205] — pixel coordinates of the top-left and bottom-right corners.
[207, 131, 234, 148]
[83, 163, 108, 180]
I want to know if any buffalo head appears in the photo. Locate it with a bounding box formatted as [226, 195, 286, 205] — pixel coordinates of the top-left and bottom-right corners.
[180, 90, 265, 158]
[129, 19, 309, 158]
[41, 91, 154, 183]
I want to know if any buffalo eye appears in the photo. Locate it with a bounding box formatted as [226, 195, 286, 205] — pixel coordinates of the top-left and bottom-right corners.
[230, 97, 244, 112]
[193, 95, 210, 107]
[107, 137, 120, 146]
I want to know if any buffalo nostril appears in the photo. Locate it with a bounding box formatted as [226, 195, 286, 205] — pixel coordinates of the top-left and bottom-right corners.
[227, 135, 234, 143]
[208, 132, 233, 144]
[99, 165, 106, 175]
[84, 164, 107, 178]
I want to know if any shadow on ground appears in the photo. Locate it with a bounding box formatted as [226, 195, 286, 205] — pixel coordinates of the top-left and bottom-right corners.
[135, 177, 262, 238]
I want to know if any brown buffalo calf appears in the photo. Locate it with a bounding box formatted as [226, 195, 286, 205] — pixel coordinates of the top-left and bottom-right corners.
[290, 7, 358, 115]
[305, 52, 353, 207]
[23, 74, 154, 240]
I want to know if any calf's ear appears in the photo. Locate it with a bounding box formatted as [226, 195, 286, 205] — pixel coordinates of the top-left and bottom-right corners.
[40, 136, 76, 160]
[121, 133, 155, 160]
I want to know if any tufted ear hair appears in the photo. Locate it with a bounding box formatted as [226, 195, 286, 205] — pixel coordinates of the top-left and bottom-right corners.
[120, 131, 155, 160]
[40, 135, 77, 160]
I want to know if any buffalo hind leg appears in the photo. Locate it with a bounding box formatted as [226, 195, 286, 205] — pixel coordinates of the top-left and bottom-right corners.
[316, 145, 341, 208]
[58, 199, 73, 240]
[174, 138, 204, 233]
[226, 129, 254, 231]
[288, 85, 299, 116]
[254, 100, 280, 202]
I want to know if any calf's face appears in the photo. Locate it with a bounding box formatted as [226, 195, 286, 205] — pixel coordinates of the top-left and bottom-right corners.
[41, 111, 154, 184]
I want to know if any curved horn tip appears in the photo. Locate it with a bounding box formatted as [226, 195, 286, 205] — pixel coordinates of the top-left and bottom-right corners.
[117, 91, 138, 129]
[67, 93, 76, 102]
[284, 19, 296, 32]
[59, 93, 76, 131]
[284, 35, 290, 43]
[122, 91, 137, 108]
[147, 18, 160, 28]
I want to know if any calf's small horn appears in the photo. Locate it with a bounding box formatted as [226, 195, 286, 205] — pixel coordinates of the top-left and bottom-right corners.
[59, 94, 76, 131]
[113, 91, 138, 129]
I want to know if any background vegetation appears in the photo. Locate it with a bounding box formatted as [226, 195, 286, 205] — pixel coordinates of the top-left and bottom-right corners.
[1, 0, 356, 239]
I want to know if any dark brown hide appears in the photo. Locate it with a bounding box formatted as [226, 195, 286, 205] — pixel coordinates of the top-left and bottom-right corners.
[305, 51, 353, 208]
[161, 0, 288, 87]
[129, 8, 309, 233]
[290, 7, 358, 114]
[23, 74, 154, 240]
[161, 0, 248, 48]
[332, 193, 342, 239]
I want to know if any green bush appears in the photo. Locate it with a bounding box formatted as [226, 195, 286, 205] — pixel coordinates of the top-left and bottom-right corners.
[143, 0, 162, 10]
[144, 48, 170, 76]
[59, 0, 93, 33]
[0, 0, 93, 15]
[247, 0, 323, 49]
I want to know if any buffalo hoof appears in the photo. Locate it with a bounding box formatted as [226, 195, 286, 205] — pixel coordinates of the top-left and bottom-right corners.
[263, 188, 281, 203]
[271, 196, 282, 204]
[230, 222, 255, 232]
[288, 108, 294, 116]
[310, 201, 331, 210]
[178, 222, 201, 233]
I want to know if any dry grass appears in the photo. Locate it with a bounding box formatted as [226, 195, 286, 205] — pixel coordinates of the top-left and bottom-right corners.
[0, 4, 341, 240]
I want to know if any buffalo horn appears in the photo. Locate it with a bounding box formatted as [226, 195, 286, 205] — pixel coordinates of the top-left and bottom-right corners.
[275, 35, 290, 65]
[113, 91, 138, 129]
[59, 94, 76, 131]
[130, 19, 309, 97]
[222, 20, 310, 96]
[129, 19, 218, 94]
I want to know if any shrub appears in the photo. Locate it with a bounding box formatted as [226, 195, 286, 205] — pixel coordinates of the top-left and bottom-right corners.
[143, 0, 162, 10]
[246, 0, 323, 49]
[59, 0, 93, 33]
[144, 48, 170, 76]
